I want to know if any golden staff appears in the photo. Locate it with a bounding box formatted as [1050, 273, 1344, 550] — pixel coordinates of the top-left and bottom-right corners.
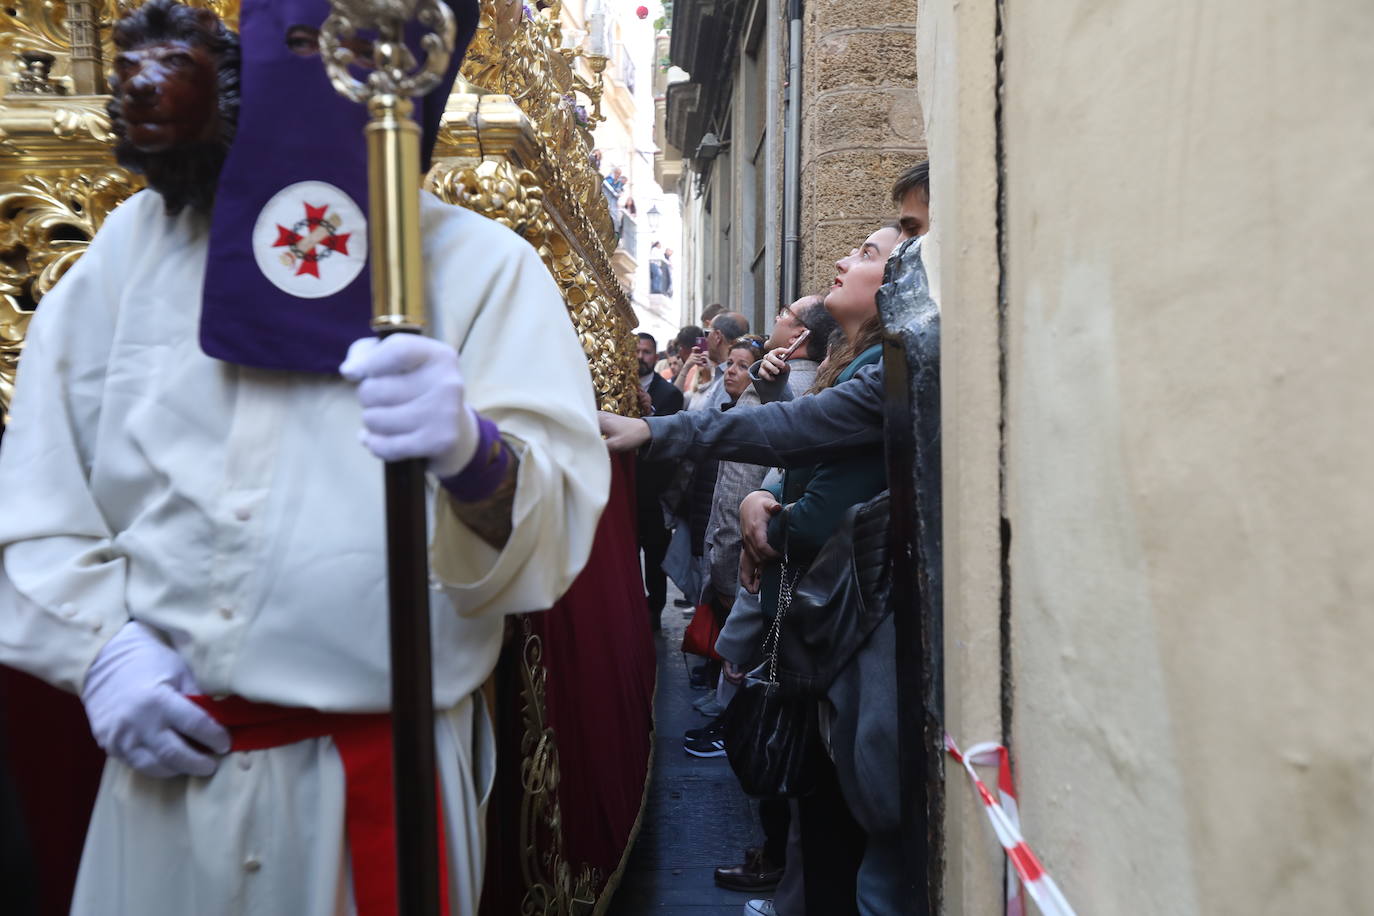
[319, 4, 456, 914]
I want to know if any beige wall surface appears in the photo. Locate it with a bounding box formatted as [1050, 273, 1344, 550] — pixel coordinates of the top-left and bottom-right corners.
[914, 0, 1004, 911]
[799, 0, 924, 294]
[996, 1, 1374, 912]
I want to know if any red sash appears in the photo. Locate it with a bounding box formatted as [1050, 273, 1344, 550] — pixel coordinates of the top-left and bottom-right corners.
[190, 696, 450, 916]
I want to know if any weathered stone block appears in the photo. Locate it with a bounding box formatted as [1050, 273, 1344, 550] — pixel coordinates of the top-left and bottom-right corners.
[887, 89, 926, 144]
[804, 88, 926, 155]
[809, 0, 917, 37]
[801, 147, 926, 224]
[802, 219, 880, 295]
[805, 29, 918, 96]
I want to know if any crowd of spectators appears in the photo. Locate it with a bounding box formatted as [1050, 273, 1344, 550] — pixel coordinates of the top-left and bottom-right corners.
[624, 162, 931, 916]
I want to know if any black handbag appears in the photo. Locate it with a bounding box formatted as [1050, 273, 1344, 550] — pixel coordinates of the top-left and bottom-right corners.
[719, 679, 822, 798]
[774, 490, 891, 698]
[720, 513, 824, 798]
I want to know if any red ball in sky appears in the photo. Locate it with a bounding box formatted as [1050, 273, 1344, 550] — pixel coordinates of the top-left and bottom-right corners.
[636, 5, 649, 18]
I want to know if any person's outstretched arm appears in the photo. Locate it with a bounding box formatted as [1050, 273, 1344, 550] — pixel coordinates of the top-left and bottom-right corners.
[599, 361, 885, 468]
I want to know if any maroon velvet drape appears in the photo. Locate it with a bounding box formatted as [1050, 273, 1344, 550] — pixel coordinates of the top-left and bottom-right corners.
[0, 667, 104, 916]
[538, 451, 655, 876]
[481, 451, 656, 911]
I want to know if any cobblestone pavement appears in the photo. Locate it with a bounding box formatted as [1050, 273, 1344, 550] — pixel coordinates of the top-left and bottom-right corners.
[606, 587, 760, 916]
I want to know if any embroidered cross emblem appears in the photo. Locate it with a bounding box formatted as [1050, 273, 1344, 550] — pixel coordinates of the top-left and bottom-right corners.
[272, 201, 353, 278]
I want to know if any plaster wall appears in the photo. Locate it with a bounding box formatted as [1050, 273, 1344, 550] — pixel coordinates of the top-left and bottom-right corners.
[799, 0, 924, 295]
[995, 1, 1374, 911]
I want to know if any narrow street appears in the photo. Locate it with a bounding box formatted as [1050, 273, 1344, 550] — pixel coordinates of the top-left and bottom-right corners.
[607, 587, 760, 915]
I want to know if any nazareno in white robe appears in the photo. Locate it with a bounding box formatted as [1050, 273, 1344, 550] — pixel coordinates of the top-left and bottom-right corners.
[0, 188, 610, 915]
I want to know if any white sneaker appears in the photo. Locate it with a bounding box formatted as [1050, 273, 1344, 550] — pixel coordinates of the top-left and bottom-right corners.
[743, 900, 776, 916]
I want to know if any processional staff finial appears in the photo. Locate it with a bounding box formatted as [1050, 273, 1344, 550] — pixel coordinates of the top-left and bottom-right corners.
[321, 0, 456, 332]
[320, 0, 456, 107]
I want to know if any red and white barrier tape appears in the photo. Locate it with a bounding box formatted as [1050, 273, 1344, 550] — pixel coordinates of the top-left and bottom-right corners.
[946, 734, 1076, 916]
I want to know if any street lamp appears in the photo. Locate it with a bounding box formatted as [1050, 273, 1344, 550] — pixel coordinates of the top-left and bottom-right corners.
[647, 202, 661, 234]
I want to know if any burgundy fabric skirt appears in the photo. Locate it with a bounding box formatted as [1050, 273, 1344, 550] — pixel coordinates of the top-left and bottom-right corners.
[481, 451, 656, 911]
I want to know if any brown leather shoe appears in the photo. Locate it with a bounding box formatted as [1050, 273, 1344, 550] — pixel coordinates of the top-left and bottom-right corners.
[713, 847, 783, 892]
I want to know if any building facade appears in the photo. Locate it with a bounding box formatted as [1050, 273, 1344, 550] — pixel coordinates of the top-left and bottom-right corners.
[563, 0, 683, 345]
[660, 0, 923, 331]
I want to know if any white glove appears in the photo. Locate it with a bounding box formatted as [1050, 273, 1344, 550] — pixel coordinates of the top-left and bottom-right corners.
[81, 621, 231, 778]
[340, 334, 481, 478]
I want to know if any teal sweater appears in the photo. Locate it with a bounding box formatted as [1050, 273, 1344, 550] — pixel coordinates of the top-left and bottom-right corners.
[760, 344, 886, 613]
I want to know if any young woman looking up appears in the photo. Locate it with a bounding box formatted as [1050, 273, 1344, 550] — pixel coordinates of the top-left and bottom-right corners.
[736, 223, 901, 916]
[810, 224, 901, 392]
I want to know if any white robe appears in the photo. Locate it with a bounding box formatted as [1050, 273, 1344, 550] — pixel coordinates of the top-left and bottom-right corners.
[0, 189, 609, 914]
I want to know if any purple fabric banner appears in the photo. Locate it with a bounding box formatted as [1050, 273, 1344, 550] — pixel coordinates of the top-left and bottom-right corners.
[200, 0, 476, 374]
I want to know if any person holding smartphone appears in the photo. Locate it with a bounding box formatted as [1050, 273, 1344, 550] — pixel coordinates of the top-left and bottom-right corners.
[669, 325, 705, 395]
[748, 294, 836, 404]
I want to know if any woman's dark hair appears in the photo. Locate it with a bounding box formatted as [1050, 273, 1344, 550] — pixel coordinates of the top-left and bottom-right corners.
[811, 315, 885, 393]
[108, 0, 241, 216]
[728, 334, 767, 356]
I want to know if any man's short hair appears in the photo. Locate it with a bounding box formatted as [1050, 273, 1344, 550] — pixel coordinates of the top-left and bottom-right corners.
[793, 296, 839, 362]
[636, 331, 657, 350]
[674, 325, 703, 350]
[700, 303, 726, 325]
[891, 161, 930, 204]
[711, 313, 747, 342]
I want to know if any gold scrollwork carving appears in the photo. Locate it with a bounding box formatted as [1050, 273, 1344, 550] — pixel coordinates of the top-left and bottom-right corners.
[448, 3, 642, 416]
[461, 1, 615, 252]
[0, 3, 72, 62]
[51, 100, 116, 143]
[428, 158, 546, 239]
[1, 3, 75, 96]
[515, 616, 600, 915]
[427, 157, 639, 416]
[0, 168, 141, 409]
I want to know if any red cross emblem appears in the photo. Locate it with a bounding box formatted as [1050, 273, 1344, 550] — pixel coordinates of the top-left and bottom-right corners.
[272, 201, 353, 278]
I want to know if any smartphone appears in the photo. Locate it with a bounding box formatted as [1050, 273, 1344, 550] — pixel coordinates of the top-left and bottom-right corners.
[693, 336, 708, 351]
[780, 328, 811, 359]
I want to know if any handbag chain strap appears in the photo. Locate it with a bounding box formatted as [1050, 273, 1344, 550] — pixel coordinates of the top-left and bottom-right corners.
[760, 507, 798, 689]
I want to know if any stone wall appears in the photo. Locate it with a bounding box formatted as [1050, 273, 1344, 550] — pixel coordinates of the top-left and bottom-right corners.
[799, 0, 924, 294]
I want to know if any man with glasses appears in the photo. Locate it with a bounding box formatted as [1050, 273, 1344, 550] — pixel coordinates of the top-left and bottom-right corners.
[752, 295, 837, 402]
